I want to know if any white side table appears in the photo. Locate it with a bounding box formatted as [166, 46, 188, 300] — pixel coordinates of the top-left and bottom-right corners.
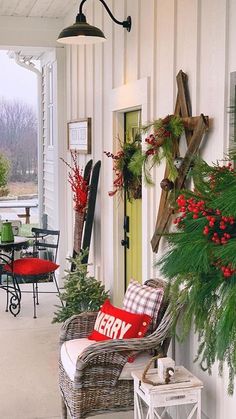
[132, 366, 203, 419]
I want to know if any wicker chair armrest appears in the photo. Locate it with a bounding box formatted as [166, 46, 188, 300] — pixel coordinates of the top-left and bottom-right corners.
[72, 334, 164, 390]
[72, 334, 164, 389]
[74, 335, 161, 382]
[77, 330, 163, 366]
[74, 304, 179, 383]
[60, 311, 98, 344]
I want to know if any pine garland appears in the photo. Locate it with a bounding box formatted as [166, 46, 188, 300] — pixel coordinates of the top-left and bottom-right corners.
[104, 115, 184, 199]
[157, 156, 236, 394]
[104, 135, 142, 201]
[130, 115, 184, 184]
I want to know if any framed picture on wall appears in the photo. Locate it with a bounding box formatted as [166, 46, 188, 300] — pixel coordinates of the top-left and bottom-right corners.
[68, 118, 92, 153]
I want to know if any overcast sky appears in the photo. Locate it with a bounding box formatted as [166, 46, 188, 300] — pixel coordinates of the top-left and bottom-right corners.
[0, 50, 37, 109]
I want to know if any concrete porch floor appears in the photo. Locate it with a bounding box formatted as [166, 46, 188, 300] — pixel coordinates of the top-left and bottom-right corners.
[0, 283, 133, 419]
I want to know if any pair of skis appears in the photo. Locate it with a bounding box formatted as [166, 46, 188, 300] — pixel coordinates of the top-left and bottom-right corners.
[73, 159, 101, 265]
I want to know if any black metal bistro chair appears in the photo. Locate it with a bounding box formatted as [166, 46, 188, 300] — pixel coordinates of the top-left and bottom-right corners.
[5, 228, 62, 318]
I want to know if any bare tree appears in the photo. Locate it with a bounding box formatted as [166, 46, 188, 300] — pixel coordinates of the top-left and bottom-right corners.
[0, 99, 37, 182]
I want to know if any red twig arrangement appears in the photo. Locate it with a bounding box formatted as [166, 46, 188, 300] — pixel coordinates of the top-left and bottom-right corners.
[61, 151, 88, 213]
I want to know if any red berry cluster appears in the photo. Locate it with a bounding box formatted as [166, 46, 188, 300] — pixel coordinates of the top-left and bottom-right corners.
[214, 260, 236, 278]
[173, 195, 206, 225]
[221, 265, 235, 277]
[145, 134, 159, 156]
[209, 163, 234, 189]
[145, 126, 171, 157]
[145, 134, 156, 146]
[203, 215, 234, 244]
[174, 193, 236, 278]
[218, 162, 233, 172]
[174, 194, 235, 245]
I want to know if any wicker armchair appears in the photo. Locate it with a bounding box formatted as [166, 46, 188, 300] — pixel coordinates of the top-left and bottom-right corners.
[59, 279, 180, 419]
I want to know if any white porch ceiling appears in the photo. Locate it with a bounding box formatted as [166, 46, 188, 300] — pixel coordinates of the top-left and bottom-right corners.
[0, 0, 78, 18]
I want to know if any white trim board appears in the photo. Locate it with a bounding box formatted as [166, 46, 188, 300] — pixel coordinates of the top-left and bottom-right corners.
[109, 77, 150, 306]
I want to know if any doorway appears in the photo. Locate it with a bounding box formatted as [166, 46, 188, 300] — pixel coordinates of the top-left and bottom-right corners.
[0, 50, 39, 234]
[123, 110, 142, 289]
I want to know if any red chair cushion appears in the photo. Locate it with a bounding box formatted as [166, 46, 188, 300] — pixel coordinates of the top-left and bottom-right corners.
[88, 299, 152, 341]
[5, 258, 59, 276]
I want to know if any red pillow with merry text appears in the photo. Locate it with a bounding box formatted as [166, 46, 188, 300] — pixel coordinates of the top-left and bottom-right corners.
[88, 299, 152, 341]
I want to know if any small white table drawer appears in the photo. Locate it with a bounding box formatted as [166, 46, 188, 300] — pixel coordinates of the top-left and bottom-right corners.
[152, 389, 199, 407]
[132, 366, 203, 419]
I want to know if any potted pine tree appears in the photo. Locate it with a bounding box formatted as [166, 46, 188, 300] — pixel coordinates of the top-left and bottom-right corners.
[53, 251, 109, 323]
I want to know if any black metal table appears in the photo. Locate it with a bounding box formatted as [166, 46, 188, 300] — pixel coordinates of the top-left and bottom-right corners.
[0, 236, 29, 317]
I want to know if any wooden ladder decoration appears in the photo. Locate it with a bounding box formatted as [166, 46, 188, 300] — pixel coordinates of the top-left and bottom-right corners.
[151, 70, 209, 252]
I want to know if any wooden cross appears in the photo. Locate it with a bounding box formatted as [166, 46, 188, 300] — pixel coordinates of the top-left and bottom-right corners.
[151, 70, 209, 252]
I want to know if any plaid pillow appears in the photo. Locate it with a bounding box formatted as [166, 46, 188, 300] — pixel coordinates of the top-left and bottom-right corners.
[123, 279, 164, 332]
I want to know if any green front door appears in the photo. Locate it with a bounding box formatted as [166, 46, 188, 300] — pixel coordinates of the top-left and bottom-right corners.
[123, 110, 142, 288]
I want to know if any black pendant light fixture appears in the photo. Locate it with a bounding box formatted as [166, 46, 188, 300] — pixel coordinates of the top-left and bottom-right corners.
[57, 0, 132, 45]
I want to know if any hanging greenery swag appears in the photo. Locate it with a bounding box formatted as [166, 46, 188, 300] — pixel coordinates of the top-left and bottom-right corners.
[130, 115, 184, 184]
[157, 154, 236, 394]
[104, 115, 184, 200]
[104, 135, 142, 201]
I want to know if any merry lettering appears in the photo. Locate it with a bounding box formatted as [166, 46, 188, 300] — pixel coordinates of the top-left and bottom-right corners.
[94, 311, 132, 339]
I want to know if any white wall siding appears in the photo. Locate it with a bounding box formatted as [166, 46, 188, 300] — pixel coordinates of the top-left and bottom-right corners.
[41, 49, 67, 281]
[64, 1, 236, 416]
[42, 58, 56, 230]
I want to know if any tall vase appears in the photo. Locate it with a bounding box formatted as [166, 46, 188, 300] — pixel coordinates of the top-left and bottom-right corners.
[73, 210, 85, 255]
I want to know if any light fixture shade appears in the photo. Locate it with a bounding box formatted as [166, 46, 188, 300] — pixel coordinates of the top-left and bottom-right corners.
[57, 20, 106, 45]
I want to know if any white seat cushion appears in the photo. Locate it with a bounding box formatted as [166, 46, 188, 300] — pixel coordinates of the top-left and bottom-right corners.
[119, 352, 154, 380]
[61, 338, 95, 381]
[60, 338, 154, 382]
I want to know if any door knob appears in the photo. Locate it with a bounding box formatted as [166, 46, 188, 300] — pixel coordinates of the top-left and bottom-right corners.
[121, 237, 129, 248]
[123, 216, 130, 232]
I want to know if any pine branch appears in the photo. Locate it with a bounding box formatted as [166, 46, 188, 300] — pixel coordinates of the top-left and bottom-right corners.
[52, 251, 109, 323]
[155, 154, 236, 393]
